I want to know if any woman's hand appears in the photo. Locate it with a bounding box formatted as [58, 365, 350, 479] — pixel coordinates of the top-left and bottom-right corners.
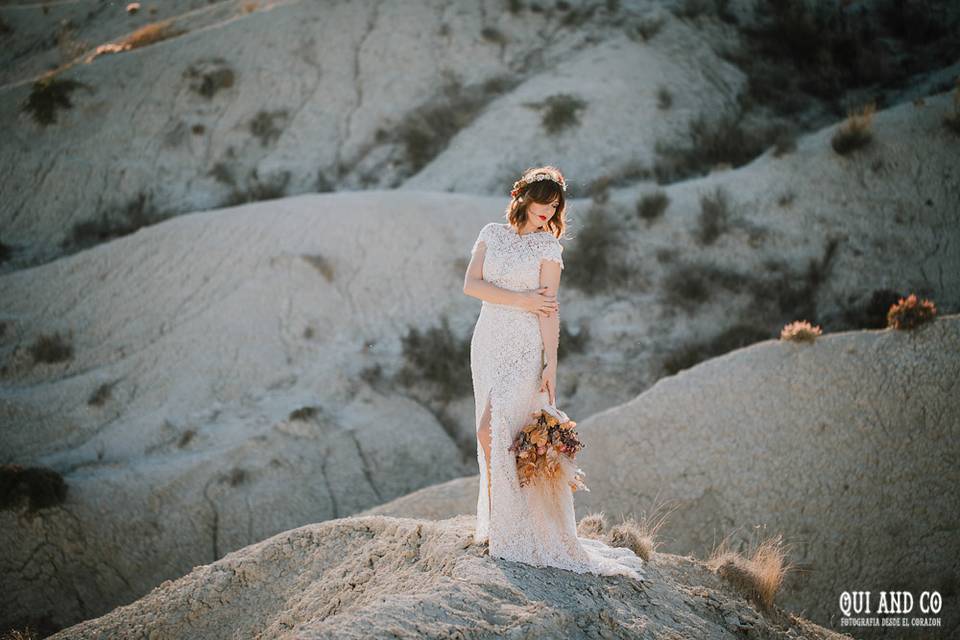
[516, 286, 558, 317]
[539, 359, 557, 405]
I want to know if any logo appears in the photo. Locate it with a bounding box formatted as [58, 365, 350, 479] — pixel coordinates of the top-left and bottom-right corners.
[839, 591, 942, 628]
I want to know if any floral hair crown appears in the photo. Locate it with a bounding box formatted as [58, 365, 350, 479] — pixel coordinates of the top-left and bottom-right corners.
[510, 171, 567, 198]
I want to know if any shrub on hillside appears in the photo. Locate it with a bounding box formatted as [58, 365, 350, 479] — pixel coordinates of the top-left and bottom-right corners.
[779, 320, 822, 342]
[29, 332, 74, 364]
[561, 208, 629, 294]
[831, 102, 875, 155]
[656, 85, 672, 109]
[66, 191, 171, 250]
[637, 190, 669, 222]
[709, 531, 793, 610]
[654, 113, 771, 183]
[396, 316, 472, 402]
[695, 187, 731, 246]
[88, 381, 117, 407]
[0, 464, 68, 512]
[21, 74, 88, 126]
[289, 406, 319, 422]
[540, 94, 587, 134]
[886, 294, 937, 330]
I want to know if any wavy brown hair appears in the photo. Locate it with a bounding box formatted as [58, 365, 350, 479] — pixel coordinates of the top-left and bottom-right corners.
[504, 165, 568, 239]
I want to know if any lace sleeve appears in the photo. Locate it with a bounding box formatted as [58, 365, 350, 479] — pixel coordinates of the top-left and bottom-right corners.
[471, 222, 496, 255]
[540, 236, 564, 270]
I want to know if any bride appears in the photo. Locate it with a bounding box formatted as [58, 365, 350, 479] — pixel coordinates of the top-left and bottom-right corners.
[462, 165, 648, 581]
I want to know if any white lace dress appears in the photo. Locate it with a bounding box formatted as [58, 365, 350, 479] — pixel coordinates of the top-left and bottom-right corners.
[469, 222, 648, 581]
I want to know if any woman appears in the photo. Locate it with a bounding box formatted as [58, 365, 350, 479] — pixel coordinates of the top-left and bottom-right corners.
[463, 165, 648, 581]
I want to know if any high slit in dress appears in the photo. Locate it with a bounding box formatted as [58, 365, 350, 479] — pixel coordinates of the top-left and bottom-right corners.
[469, 221, 648, 581]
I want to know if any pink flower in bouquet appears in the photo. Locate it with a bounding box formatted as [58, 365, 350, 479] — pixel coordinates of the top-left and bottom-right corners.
[508, 404, 588, 491]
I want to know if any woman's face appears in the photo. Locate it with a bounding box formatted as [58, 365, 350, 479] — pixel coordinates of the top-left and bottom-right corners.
[526, 197, 560, 230]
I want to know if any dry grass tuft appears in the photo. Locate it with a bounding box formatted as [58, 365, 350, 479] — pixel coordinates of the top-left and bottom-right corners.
[604, 499, 677, 561]
[0, 626, 41, 639]
[779, 320, 822, 343]
[708, 531, 793, 610]
[577, 512, 607, 539]
[831, 102, 875, 155]
[886, 293, 937, 330]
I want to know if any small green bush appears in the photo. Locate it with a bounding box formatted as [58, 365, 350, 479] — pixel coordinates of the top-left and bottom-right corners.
[21, 75, 87, 126]
[227, 467, 247, 487]
[396, 316, 472, 402]
[249, 109, 288, 147]
[481, 27, 506, 45]
[66, 191, 171, 250]
[561, 208, 629, 294]
[540, 94, 587, 134]
[656, 85, 672, 109]
[396, 79, 492, 173]
[637, 190, 669, 222]
[29, 332, 73, 364]
[632, 14, 665, 42]
[88, 381, 116, 407]
[223, 168, 291, 206]
[0, 464, 68, 512]
[289, 406, 319, 422]
[695, 187, 731, 245]
[654, 113, 770, 183]
[183, 60, 235, 99]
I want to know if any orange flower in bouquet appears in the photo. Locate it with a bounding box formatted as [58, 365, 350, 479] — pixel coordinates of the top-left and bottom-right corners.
[508, 404, 589, 492]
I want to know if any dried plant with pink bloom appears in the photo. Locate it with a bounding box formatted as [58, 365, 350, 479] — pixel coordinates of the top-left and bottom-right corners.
[779, 320, 822, 343]
[887, 294, 937, 330]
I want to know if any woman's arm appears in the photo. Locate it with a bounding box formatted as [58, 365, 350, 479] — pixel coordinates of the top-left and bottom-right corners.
[462, 242, 523, 305]
[537, 259, 562, 404]
[463, 241, 558, 315]
[537, 260, 562, 365]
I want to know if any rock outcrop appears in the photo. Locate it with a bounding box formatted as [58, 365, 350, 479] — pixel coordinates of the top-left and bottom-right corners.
[47, 514, 852, 640]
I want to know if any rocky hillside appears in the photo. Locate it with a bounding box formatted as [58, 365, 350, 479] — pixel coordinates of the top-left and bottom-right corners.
[363, 313, 960, 638]
[2, 0, 958, 637]
[2, 0, 957, 268]
[46, 514, 853, 640]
